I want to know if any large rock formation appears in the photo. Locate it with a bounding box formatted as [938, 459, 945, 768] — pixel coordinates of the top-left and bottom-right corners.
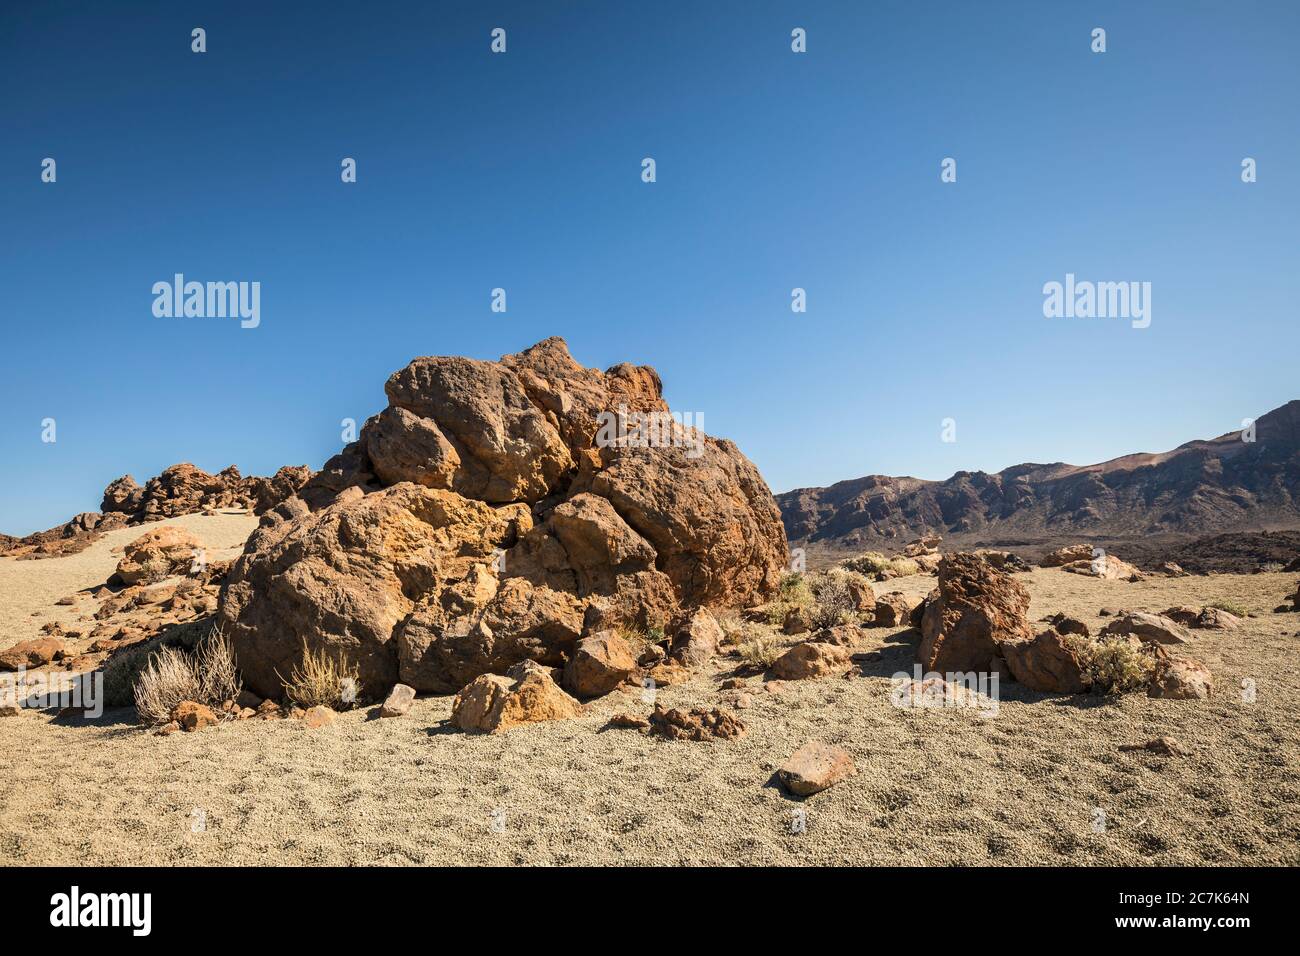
[219, 338, 788, 698]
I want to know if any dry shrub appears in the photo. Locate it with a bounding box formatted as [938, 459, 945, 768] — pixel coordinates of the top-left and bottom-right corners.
[280, 640, 361, 709]
[765, 572, 814, 626]
[137, 555, 174, 585]
[810, 573, 855, 629]
[716, 611, 747, 647]
[842, 551, 889, 576]
[1209, 600, 1247, 617]
[1072, 636, 1156, 694]
[132, 625, 242, 725]
[886, 557, 921, 578]
[737, 633, 782, 670]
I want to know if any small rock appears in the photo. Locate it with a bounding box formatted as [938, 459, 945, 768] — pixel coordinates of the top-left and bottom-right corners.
[236, 689, 263, 710]
[1148, 659, 1213, 700]
[379, 683, 417, 718]
[771, 641, 851, 680]
[303, 705, 337, 728]
[607, 711, 651, 730]
[1120, 735, 1187, 757]
[155, 720, 181, 736]
[777, 742, 857, 797]
[648, 703, 745, 741]
[170, 701, 218, 732]
[0, 704, 22, 718]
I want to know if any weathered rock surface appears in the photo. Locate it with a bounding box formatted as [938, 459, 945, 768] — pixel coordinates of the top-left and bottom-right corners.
[104, 463, 313, 522]
[1000, 628, 1090, 694]
[1100, 612, 1193, 646]
[451, 659, 582, 733]
[648, 703, 745, 741]
[115, 526, 204, 585]
[563, 631, 637, 698]
[771, 641, 851, 680]
[777, 742, 857, 797]
[872, 591, 916, 628]
[1149, 658, 1214, 699]
[220, 338, 787, 698]
[918, 553, 1032, 673]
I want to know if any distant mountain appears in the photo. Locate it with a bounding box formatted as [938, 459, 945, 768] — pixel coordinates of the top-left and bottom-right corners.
[777, 401, 1300, 548]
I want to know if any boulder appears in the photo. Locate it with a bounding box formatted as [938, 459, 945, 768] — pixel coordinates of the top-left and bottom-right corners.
[220, 339, 787, 697]
[999, 628, 1090, 694]
[1100, 612, 1193, 646]
[115, 526, 204, 585]
[563, 631, 638, 698]
[669, 609, 722, 666]
[771, 641, 851, 680]
[451, 659, 582, 734]
[1040, 544, 1094, 567]
[1061, 554, 1144, 582]
[1192, 607, 1241, 630]
[0, 637, 67, 671]
[872, 591, 916, 628]
[1148, 659, 1213, 700]
[379, 683, 417, 717]
[917, 553, 1032, 673]
[1042, 613, 1090, 638]
[777, 742, 856, 797]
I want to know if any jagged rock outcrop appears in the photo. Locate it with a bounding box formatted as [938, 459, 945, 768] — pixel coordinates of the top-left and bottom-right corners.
[103, 463, 313, 522]
[220, 338, 788, 698]
[918, 553, 1033, 673]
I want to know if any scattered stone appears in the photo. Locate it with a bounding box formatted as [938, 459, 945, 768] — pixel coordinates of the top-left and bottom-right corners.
[1042, 613, 1089, 638]
[809, 624, 861, 647]
[1120, 735, 1187, 757]
[771, 641, 851, 680]
[0, 704, 22, 718]
[0, 637, 68, 671]
[648, 703, 745, 741]
[872, 591, 916, 629]
[255, 699, 282, 719]
[115, 526, 204, 585]
[452, 659, 583, 734]
[1040, 544, 1094, 567]
[1192, 607, 1241, 630]
[170, 701, 218, 732]
[670, 610, 723, 667]
[155, 720, 181, 735]
[999, 628, 1090, 694]
[1060, 554, 1144, 582]
[719, 677, 747, 690]
[379, 683, 417, 717]
[607, 711, 651, 730]
[1156, 562, 1188, 577]
[1100, 612, 1193, 646]
[777, 742, 857, 797]
[303, 705, 337, 728]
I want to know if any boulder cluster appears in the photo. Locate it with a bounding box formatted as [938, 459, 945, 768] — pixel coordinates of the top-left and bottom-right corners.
[914, 553, 1214, 699]
[218, 338, 789, 700]
[0, 463, 311, 560]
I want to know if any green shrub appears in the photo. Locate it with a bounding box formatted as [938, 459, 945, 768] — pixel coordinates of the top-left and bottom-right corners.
[842, 552, 889, 575]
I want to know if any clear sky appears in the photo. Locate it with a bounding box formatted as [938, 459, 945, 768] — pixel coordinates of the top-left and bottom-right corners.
[2, 1, 1297, 535]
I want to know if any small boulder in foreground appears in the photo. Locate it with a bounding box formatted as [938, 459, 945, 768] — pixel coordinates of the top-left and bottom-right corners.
[777, 742, 856, 797]
[452, 659, 582, 734]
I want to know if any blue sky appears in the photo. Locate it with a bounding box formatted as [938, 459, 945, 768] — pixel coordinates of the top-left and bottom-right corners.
[2, 1, 1297, 535]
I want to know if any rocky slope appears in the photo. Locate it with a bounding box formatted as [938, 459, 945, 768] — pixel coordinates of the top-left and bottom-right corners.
[778, 401, 1300, 548]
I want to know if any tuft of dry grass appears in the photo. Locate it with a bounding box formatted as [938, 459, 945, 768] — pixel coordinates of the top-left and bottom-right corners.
[132, 625, 242, 725]
[280, 640, 361, 709]
[736, 633, 782, 669]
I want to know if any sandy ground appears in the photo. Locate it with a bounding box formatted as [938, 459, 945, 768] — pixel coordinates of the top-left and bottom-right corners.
[0, 512, 258, 648]
[2, 523, 1298, 866]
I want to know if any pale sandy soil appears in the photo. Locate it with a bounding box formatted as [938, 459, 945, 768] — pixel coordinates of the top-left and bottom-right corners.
[0, 512, 258, 649]
[2, 522, 1298, 866]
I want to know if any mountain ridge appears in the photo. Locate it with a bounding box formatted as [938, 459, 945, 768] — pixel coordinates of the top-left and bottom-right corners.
[777, 401, 1300, 547]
